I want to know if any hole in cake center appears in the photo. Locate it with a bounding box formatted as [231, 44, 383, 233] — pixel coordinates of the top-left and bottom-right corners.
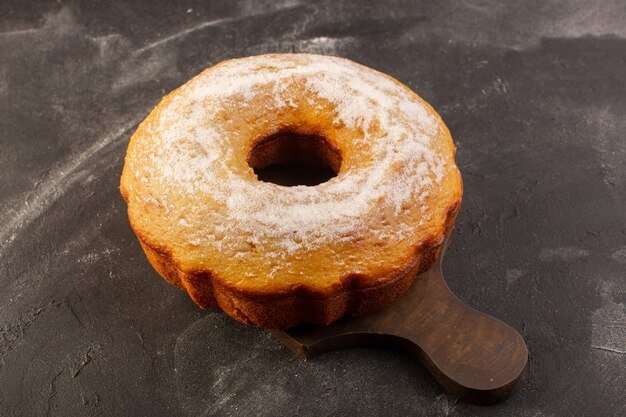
[247, 129, 342, 186]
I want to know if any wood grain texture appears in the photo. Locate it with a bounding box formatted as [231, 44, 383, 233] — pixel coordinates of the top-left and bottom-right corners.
[273, 238, 528, 404]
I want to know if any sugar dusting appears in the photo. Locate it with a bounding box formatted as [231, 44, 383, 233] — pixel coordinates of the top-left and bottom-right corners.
[126, 54, 452, 258]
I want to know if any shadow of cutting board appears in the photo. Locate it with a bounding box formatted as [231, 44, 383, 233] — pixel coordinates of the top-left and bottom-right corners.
[271, 237, 528, 404]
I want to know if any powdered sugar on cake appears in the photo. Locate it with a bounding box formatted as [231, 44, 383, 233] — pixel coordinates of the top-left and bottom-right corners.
[130, 54, 451, 258]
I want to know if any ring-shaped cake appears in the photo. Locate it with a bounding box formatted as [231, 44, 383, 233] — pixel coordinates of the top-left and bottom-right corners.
[120, 54, 462, 328]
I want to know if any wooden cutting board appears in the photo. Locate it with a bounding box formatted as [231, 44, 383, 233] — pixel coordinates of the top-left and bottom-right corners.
[271, 237, 528, 404]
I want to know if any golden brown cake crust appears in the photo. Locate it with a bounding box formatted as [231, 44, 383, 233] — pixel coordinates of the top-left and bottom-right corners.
[120, 54, 463, 329]
[136, 202, 459, 328]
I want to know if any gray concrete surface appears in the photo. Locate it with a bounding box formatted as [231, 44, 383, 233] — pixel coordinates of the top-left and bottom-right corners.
[1, 1, 625, 415]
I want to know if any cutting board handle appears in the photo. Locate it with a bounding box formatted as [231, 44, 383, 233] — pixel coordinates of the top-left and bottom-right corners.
[388, 263, 528, 404]
[273, 243, 528, 404]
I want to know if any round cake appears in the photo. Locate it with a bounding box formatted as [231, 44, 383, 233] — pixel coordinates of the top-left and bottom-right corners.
[120, 54, 462, 329]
